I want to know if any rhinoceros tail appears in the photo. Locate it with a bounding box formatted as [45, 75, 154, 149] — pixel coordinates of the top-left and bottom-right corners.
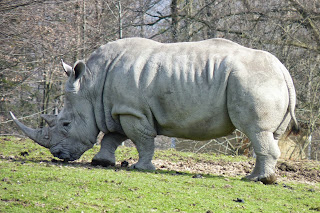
[287, 123, 300, 136]
[280, 63, 300, 137]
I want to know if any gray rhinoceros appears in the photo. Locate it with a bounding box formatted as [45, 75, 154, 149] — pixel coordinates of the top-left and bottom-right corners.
[11, 37, 299, 184]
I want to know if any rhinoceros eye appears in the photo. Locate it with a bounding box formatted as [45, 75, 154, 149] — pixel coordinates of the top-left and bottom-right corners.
[63, 121, 70, 127]
[61, 121, 71, 135]
[61, 121, 71, 134]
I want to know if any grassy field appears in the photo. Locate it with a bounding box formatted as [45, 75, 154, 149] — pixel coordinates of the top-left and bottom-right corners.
[0, 136, 319, 212]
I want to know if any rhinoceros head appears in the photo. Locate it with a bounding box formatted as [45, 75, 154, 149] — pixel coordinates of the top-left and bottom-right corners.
[10, 60, 99, 161]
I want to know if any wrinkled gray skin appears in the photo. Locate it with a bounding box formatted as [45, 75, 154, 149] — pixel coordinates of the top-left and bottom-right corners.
[11, 38, 299, 184]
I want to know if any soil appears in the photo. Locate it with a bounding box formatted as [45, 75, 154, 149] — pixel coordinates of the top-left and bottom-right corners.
[1, 152, 319, 184]
[123, 158, 320, 184]
[121, 138, 320, 184]
[1, 135, 319, 184]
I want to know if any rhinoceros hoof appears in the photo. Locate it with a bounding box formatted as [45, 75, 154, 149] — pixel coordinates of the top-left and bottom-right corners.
[242, 173, 277, 185]
[259, 174, 277, 185]
[130, 162, 156, 171]
[91, 159, 115, 167]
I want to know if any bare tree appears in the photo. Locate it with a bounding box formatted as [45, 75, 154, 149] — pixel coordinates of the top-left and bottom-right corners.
[1, 0, 320, 159]
[171, 0, 179, 42]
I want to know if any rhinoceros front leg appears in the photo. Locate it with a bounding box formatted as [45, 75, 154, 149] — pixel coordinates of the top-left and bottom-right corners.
[245, 131, 280, 184]
[91, 133, 127, 167]
[120, 115, 157, 170]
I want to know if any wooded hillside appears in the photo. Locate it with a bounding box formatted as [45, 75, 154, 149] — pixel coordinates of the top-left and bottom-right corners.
[1, 0, 319, 159]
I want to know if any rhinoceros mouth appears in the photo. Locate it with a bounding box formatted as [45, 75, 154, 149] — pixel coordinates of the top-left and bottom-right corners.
[52, 151, 71, 161]
[50, 144, 75, 161]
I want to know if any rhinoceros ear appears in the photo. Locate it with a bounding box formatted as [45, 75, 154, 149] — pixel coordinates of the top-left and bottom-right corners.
[65, 60, 86, 93]
[61, 59, 72, 77]
[73, 60, 86, 81]
[41, 114, 57, 127]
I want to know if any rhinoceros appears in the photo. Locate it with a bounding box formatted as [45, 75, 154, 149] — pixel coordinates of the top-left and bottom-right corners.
[10, 37, 299, 184]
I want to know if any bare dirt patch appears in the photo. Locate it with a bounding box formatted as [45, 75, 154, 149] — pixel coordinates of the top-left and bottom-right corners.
[276, 160, 320, 183]
[124, 158, 320, 184]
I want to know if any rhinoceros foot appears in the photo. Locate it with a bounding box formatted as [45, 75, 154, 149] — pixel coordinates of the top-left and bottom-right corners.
[243, 173, 277, 185]
[259, 174, 277, 185]
[130, 162, 155, 171]
[91, 159, 115, 167]
[91, 149, 116, 167]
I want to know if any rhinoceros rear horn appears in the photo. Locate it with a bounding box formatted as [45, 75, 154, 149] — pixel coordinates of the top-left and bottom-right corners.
[41, 114, 57, 127]
[10, 111, 50, 148]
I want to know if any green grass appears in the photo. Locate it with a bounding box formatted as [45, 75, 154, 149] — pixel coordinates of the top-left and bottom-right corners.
[0, 136, 319, 212]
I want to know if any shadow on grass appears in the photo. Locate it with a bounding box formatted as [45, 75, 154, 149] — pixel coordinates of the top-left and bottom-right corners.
[1, 154, 237, 182]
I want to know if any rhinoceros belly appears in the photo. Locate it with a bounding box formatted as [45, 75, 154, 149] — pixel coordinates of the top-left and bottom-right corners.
[148, 89, 236, 141]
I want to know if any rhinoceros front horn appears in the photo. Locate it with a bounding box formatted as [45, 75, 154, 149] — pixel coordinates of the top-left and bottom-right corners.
[10, 111, 50, 148]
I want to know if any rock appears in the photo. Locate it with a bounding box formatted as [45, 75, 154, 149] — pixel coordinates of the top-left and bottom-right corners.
[282, 183, 294, 190]
[172, 171, 184, 176]
[224, 184, 233, 188]
[309, 207, 320, 211]
[20, 151, 29, 156]
[192, 174, 203, 178]
[233, 198, 245, 203]
[2, 177, 9, 182]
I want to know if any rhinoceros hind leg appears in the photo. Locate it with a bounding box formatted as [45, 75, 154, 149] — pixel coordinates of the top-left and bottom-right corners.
[91, 133, 127, 167]
[120, 115, 157, 171]
[245, 131, 280, 184]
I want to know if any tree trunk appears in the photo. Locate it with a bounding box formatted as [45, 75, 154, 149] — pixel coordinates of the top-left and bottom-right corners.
[139, 0, 145, 37]
[118, 0, 123, 39]
[185, 0, 193, 41]
[171, 0, 179, 42]
[82, 0, 86, 58]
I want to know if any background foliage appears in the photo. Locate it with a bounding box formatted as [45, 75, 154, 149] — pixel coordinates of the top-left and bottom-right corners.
[1, 0, 320, 159]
